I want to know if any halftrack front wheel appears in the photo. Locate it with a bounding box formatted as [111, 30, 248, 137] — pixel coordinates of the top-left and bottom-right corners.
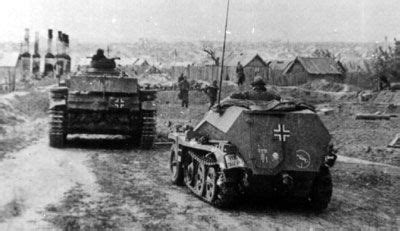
[170, 146, 184, 185]
[184, 161, 195, 188]
[49, 108, 66, 148]
[309, 166, 332, 211]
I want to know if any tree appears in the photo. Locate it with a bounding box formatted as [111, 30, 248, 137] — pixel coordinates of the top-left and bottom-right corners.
[312, 49, 336, 59]
[201, 41, 220, 66]
[371, 43, 400, 89]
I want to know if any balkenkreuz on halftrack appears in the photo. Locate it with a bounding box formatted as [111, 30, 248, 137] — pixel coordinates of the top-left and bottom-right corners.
[168, 77, 337, 211]
[48, 49, 157, 148]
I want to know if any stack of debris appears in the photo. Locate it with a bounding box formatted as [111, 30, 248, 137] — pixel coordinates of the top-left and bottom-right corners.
[388, 133, 400, 148]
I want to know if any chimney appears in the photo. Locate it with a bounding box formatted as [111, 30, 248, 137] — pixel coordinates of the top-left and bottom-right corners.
[64, 34, 71, 73]
[21, 28, 31, 81]
[32, 31, 40, 77]
[33, 32, 39, 56]
[47, 29, 53, 54]
[55, 31, 65, 76]
[24, 28, 30, 53]
[44, 29, 55, 77]
[56, 31, 62, 56]
[62, 33, 67, 55]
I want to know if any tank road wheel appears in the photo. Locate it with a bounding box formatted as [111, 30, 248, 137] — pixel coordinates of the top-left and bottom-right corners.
[205, 166, 218, 203]
[170, 147, 183, 185]
[309, 166, 333, 211]
[140, 110, 156, 149]
[49, 107, 66, 148]
[194, 163, 206, 196]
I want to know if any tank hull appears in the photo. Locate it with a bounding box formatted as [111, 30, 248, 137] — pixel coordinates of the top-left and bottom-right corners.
[49, 69, 157, 148]
[66, 110, 141, 135]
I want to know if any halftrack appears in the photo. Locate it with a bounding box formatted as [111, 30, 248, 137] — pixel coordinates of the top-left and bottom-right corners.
[168, 99, 337, 210]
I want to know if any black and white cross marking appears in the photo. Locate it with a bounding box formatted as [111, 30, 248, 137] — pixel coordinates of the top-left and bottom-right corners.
[114, 98, 125, 108]
[273, 124, 290, 142]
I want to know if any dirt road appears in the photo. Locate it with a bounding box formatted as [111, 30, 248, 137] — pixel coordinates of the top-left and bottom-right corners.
[0, 135, 398, 230]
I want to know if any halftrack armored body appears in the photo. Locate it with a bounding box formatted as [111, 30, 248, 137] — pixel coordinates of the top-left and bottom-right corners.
[49, 54, 156, 148]
[168, 99, 337, 210]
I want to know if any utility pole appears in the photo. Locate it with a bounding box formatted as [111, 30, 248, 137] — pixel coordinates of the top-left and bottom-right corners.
[217, 0, 230, 107]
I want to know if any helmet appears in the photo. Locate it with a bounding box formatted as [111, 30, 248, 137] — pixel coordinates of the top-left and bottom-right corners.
[96, 49, 104, 55]
[251, 76, 266, 86]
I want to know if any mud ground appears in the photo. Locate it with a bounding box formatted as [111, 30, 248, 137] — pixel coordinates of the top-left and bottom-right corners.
[0, 88, 399, 230]
[41, 137, 399, 230]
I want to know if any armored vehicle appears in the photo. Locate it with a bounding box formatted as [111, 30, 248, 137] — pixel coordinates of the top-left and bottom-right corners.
[49, 54, 156, 148]
[168, 99, 337, 210]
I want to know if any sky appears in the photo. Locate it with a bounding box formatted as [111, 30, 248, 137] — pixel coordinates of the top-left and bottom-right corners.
[0, 0, 399, 44]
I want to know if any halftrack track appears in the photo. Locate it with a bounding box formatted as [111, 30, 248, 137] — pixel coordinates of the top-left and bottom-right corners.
[171, 146, 241, 208]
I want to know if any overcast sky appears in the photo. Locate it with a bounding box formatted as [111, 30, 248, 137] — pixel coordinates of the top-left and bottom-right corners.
[0, 0, 399, 43]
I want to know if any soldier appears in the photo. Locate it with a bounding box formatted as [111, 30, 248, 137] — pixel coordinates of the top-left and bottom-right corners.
[179, 76, 190, 108]
[231, 76, 281, 101]
[378, 74, 390, 90]
[206, 80, 219, 109]
[236, 61, 245, 89]
[92, 49, 106, 61]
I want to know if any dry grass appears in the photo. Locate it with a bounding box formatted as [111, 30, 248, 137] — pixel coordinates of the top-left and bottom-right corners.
[13, 90, 49, 119]
[0, 89, 49, 159]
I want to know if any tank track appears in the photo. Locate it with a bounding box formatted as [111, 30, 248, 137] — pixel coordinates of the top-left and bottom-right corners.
[140, 110, 156, 149]
[183, 148, 237, 208]
[49, 108, 66, 147]
[49, 88, 67, 148]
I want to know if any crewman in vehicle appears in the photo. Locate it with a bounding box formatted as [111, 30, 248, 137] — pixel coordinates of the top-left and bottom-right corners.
[92, 49, 107, 61]
[206, 80, 219, 109]
[236, 61, 245, 89]
[231, 76, 281, 101]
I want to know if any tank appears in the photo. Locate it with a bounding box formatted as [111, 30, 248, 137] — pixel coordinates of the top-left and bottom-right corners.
[168, 99, 337, 210]
[48, 55, 157, 148]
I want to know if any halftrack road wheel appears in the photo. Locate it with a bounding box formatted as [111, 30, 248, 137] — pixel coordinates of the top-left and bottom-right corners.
[309, 166, 333, 211]
[194, 163, 206, 195]
[170, 147, 183, 185]
[205, 166, 218, 203]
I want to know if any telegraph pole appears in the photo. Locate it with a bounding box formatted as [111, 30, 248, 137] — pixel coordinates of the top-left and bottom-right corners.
[217, 0, 230, 107]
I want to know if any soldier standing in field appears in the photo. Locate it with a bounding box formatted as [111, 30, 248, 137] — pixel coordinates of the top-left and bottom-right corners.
[206, 80, 219, 109]
[178, 76, 190, 108]
[236, 61, 245, 90]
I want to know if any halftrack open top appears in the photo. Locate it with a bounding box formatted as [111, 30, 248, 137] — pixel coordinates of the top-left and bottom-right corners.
[168, 98, 337, 210]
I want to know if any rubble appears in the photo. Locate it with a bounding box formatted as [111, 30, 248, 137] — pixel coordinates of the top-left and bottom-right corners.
[388, 133, 400, 148]
[355, 113, 391, 120]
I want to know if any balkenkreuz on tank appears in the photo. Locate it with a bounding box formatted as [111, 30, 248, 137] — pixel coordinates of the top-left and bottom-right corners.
[48, 49, 157, 148]
[168, 77, 337, 210]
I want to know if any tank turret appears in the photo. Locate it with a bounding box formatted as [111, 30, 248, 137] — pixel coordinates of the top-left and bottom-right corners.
[89, 48, 116, 69]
